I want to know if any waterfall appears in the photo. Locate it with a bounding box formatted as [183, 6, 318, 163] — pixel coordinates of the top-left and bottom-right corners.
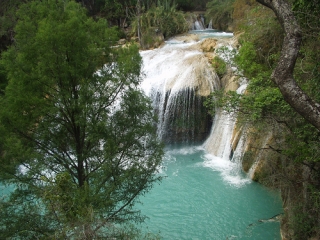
[140, 32, 250, 184]
[203, 111, 234, 159]
[192, 14, 206, 30]
[141, 39, 219, 144]
[138, 34, 282, 239]
[194, 20, 205, 30]
[202, 110, 250, 186]
[208, 19, 213, 29]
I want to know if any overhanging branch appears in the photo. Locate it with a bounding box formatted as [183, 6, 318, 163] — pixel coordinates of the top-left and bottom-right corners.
[256, 0, 320, 131]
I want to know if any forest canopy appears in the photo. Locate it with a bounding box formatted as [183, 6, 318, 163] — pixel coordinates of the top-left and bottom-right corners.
[0, 0, 163, 238]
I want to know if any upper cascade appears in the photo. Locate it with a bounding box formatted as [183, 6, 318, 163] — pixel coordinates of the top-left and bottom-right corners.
[140, 36, 220, 144]
[140, 38, 219, 97]
[194, 20, 205, 30]
[192, 14, 206, 30]
[208, 20, 213, 30]
[140, 33, 237, 145]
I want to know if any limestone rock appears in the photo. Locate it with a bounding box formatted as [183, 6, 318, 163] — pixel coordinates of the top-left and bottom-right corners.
[200, 38, 217, 52]
[118, 38, 126, 45]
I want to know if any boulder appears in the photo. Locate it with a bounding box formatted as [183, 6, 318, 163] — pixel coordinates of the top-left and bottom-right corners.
[200, 38, 217, 52]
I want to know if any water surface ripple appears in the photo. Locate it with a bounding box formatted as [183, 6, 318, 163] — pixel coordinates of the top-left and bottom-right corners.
[138, 146, 282, 240]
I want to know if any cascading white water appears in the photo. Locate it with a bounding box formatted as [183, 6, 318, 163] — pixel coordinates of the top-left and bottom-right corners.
[141, 38, 219, 144]
[204, 111, 235, 159]
[193, 20, 205, 30]
[140, 33, 249, 175]
[140, 32, 251, 184]
[202, 109, 251, 186]
[138, 33, 282, 239]
[208, 19, 213, 29]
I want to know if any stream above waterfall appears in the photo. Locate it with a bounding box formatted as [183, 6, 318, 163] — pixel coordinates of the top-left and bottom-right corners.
[189, 29, 234, 40]
[139, 31, 282, 239]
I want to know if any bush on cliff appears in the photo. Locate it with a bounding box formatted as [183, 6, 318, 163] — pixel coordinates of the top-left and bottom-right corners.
[131, 1, 188, 49]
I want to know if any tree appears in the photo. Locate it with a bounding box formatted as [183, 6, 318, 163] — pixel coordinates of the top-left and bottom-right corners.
[205, 0, 234, 30]
[98, 0, 134, 26]
[0, 0, 27, 52]
[255, 0, 320, 131]
[131, 0, 188, 43]
[0, 0, 163, 238]
[226, 1, 320, 238]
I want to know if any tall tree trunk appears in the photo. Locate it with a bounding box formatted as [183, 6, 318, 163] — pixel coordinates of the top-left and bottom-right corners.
[256, 0, 320, 131]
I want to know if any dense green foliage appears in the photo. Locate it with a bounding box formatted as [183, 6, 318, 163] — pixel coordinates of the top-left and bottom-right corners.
[206, 0, 320, 238]
[0, 0, 198, 54]
[0, 0, 163, 238]
[211, 56, 227, 79]
[205, 0, 234, 30]
[0, 0, 27, 53]
[176, 0, 208, 11]
[132, 0, 188, 40]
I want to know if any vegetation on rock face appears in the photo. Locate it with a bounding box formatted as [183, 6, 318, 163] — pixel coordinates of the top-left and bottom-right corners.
[205, 0, 235, 31]
[0, 0, 199, 54]
[0, 0, 163, 238]
[131, 0, 189, 49]
[176, 0, 209, 11]
[211, 56, 227, 79]
[205, 0, 320, 238]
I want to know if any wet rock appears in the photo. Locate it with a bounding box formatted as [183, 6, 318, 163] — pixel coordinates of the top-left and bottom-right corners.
[200, 38, 218, 52]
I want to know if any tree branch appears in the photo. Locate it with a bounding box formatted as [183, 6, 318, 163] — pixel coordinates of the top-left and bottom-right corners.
[256, 0, 320, 131]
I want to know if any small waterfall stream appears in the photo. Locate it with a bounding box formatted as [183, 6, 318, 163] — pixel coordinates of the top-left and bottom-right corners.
[139, 31, 282, 239]
[208, 19, 213, 29]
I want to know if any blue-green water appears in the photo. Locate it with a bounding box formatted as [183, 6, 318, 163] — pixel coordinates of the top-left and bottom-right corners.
[138, 146, 282, 240]
[0, 183, 13, 200]
[189, 29, 234, 39]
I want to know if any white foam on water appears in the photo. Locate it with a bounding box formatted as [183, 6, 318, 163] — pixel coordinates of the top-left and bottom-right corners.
[202, 153, 251, 187]
[166, 145, 204, 156]
[189, 30, 234, 40]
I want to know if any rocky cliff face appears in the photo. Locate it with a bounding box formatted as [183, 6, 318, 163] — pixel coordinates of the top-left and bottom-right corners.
[202, 33, 288, 236]
[216, 41, 320, 240]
